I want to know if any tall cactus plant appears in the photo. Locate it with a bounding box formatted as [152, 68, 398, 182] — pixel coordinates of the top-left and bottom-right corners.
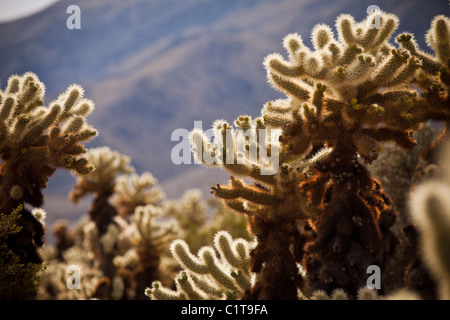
[189, 10, 450, 298]
[0, 72, 97, 298]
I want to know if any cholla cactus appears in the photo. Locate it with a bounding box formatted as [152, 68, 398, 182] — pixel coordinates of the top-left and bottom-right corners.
[369, 122, 441, 222]
[40, 165, 178, 299]
[114, 204, 179, 299]
[111, 172, 165, 216]
[52, 219, 76, 261]
[408, 140, 450, 300]
[367, 15, 450, 298]
[37, 244, 119, 300]
[146, 231, 255, 300]
[70, 146, 134, 205]
[307, 287, 383, 300]
[164, 188, 207, 229]
[70, 146, 133, 235]
[387, 138, 450, 301]
[255, 11, 450, 296]
[395, 15, 450, 162]
[131, 205, 178, 265]
[264, 11, 422, 165]
[0, 72, 97, 298]
[190, 11, 450, 298]
[0, 72, 97, 212]
[265, 13, 449, 167]
[191, 10, 436, 298]
[191, 113, 331, 299]
[163, 189, 210, 253]
[70, 147, 133, 296]
[368, 122, 441, 294]
[163, 188, 251, 254]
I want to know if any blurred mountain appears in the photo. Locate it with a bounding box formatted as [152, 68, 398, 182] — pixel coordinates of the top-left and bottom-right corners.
[0, 0, 448, 242]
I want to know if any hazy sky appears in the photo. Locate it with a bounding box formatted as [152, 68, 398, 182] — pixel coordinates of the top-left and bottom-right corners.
[0, 0, 60, 23]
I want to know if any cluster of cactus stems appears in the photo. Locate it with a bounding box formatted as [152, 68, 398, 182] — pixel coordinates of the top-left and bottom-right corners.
[146, 231, 255, 300]
[145, 228, 391, 300]
[305, 287, 383, 300]
[69, 147, 133, 293]
[121, 204, 179, 299]
[366, 121, 442, 294]
[112, 172, 165, 217]
[191, 115, 331, 299]
[69, 147, 179, 299]
[0, 72, 97, 296]
[111, 170, 170, 299]
[70, 147, 134, 232]
[38, 143, 247, 300]
[189, 11, 450, 299]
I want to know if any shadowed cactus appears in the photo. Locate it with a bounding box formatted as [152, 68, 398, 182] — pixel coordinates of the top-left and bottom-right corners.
[407, 140, 450, 300]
